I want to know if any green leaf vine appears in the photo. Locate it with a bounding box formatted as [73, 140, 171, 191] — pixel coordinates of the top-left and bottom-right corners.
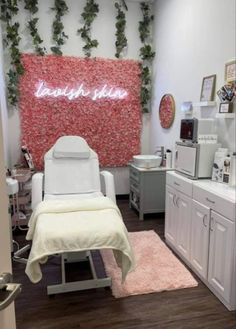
[0, 0, 24, 106]
[139, 2, 155, 113]
[24, 0, 46, 56]
[51, 0, 69, 56]
[114, 0, 128, 59]
[139, 2, 154, 43]
[78, 0, 99, 58]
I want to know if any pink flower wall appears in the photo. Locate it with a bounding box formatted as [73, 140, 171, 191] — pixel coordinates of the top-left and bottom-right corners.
[19, 54, 142, 170]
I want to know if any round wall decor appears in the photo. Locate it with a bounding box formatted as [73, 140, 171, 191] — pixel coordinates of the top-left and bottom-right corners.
[159, 94, 175, 129]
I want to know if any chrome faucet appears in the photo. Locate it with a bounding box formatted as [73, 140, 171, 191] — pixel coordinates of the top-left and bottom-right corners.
[154, 146, 165, 166]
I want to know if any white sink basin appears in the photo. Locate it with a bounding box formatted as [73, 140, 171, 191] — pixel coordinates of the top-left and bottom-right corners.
[133, 155, 162, 169]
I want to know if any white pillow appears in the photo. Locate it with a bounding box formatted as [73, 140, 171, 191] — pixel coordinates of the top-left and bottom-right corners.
[53, 136, 90, 159]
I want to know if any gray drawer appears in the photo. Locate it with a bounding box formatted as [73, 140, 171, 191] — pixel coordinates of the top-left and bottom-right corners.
[130, 167, 140, 183]
[130, 180, 140, 193]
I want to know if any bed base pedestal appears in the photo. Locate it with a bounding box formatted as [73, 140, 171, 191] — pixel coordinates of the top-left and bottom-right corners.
[47, 277, 111, 295]
[47, 251, 111, 295]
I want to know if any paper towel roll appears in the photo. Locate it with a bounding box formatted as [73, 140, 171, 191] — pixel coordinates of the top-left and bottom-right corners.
[166, 150, 172, 168]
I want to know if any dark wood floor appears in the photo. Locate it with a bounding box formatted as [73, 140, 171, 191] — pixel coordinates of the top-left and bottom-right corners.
[13, 197, 236, 329]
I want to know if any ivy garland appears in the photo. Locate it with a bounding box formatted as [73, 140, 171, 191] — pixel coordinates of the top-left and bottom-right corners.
[78, 0, 99, 58]
[0, 0, 154, 108]
[24, 0, 46, 56]
[51, 0, 69, 56]
[139, 2, 155, 113]
[114, 0, 128, 59]
[0, 0, 24, 106]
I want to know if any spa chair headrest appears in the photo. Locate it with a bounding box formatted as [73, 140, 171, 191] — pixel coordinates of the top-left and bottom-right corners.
[44, 136, 100, 195]
[53, 136, 90, 159]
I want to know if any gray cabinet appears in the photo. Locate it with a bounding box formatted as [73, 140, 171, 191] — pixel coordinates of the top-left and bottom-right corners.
[129, 164, 167, 220]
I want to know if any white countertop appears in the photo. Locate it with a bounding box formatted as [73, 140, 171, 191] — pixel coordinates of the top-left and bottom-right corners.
[167, 170, 195, 183]
[167, 171, 236, 203]
[194, 179, 236, 203]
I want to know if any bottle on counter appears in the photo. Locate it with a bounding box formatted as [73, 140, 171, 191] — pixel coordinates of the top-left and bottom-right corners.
[229, 152, 236, 187]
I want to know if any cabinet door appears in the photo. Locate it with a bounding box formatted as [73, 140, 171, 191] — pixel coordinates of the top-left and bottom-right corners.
[142, 171, 166, 212]
[165, 185, 177, 245]
[176, 193, 191, 261]
[208, 211, 234, 303]
[190, 200, 210, 279]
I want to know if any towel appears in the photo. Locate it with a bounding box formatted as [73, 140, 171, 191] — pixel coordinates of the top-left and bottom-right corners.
[25, 197, 135, 283]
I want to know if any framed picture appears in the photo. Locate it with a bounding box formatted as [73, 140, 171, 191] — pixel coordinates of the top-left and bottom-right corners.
[219, 102, 233, 113]
[225, 60, 236, 83]
[200, 74, 216, 101]
[217, 84, 235, 102]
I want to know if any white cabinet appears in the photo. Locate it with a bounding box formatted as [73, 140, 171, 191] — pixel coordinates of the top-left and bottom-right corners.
[193, 181, 236, 308]
[208, 210, 234, 304]
[165, 173, 192, 261]
[191, 200, 210, 279]
[165, 172, 236, 311]
[176, 193, 191, 260]
[165, 185, 176, 245]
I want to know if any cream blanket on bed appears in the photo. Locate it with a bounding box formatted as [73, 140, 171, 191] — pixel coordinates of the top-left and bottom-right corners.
[25, 197, 135, 283]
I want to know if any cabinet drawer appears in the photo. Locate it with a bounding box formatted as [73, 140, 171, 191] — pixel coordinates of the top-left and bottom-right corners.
[193, 185, 235, 221]
[130, 167, 140, 183]
[166, 172, 193, 197]
[130, 180, 140, 193]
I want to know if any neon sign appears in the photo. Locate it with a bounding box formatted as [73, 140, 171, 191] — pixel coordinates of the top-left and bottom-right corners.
[35, 81, 128, 101]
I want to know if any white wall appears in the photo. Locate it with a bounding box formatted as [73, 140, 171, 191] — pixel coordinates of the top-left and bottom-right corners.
[151, 0, 236, 155]
[7, 0, 234, 194]
[0, 107, 16, 329]
[0, 25, 9, 166]
[2, 0, 153, 194]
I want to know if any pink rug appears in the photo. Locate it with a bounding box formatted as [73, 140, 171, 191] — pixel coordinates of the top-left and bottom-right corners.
[101, 230, 198, 298]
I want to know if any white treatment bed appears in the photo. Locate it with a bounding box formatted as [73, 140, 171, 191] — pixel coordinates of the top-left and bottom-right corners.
[26, 136, 135, 295]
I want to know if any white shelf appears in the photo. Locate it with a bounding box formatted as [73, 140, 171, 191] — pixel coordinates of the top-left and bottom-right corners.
[192, 101, 216, 107]
[215, 113, 235, 119]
